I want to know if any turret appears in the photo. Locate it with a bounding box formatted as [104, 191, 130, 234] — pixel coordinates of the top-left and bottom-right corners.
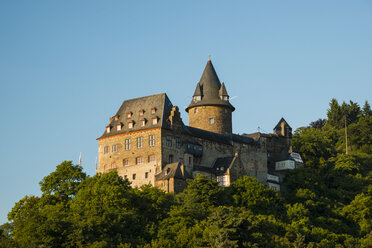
[186, 59, 235, 134]
[274, 118, 292, 138]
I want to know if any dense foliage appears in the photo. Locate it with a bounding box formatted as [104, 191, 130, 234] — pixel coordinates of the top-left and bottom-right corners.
[2, 99, 371, 248]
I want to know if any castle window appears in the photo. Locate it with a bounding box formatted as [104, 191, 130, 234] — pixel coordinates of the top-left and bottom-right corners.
[166, 135, 172, 147]
[194, 108, 198, 113]
[152, 118, 158, 125]
[194, 96, 201, 101]
[127, 112, 132, 118]
[125, 139, 131, 150]
[123, 159, 129, 166]
[148, 155, 155, 162]
[112, 144, 118, 152]
[149, 135, 155, 146]
[114, 115, 119, 120]
[106, 126, 111, 133]
[111, 163, 116, 169]
[104, 146, 109, 154]
[124, 175, 127, 179]
[169, 154, 174, 163]
[224, 108, 228, 114]
[137, 136, 143, 148]
[140, 120, 146, 127]
[175, 137, 181, 148]
[188, 157, 192, 165]
[116, 124, 122, 131]
[217, 175, 230, 187]
[145, 172, 149, 178]
[139, 110, 144, 116]
[209, 118, 214, 124]
[136, 157, 143, 164]
[132, 174, 136, 180]
[151, 108, 156, 114]
[128, 122, 134, 129]
[222, 96, 228, 101]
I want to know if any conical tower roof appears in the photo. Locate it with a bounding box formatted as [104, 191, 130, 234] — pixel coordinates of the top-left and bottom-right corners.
[193, 83, 202, 97]
[219, 82, 229, 96]
[186, 59, 235, 112]
[198, 59, 221, 100]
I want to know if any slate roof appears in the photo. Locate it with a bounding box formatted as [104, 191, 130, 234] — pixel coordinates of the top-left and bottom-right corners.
[219, 82, 228, 96]
[186, 59, 235, 112]
[155, 162, 193, 180]
[274, 117, 292, 129]
[98, 93, 173, 139]
[212, 156, 236, 175]
[183, 125, 257, 145]
[193, 156, 236, 176]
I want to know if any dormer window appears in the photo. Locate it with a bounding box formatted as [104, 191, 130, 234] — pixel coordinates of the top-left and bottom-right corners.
[127, 112, 132, 118]
[152, 117, 158, 125]
[151, 108, 156, 114]
[139, 110, 144, 116]
[222, 96, 229, 101]
[140, 120, 146, 127]
[193, 96, 201, 101]
[106, 126, 111, 133]
[114, 115, 119, 120]
[128, 121, 134, 129]
[116, 124, 122, 131]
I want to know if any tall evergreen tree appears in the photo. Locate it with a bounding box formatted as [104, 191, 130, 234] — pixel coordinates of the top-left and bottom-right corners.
[362, 100, 372, 116]
[327, 98, 343, 128]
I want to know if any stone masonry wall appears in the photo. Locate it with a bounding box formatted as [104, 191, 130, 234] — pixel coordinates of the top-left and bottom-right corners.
[97, 128, 162, 188]
[188, 106, 232, 134]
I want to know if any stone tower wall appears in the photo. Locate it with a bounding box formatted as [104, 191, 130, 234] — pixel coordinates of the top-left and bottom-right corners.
[188, 106, 232, 134]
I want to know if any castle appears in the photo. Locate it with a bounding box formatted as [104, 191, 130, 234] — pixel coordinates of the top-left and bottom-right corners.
[96, 59, 303, 193]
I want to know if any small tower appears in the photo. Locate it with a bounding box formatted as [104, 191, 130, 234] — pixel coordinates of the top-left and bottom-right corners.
[274, 118, 292, 138]
[186, 59, 235, 134]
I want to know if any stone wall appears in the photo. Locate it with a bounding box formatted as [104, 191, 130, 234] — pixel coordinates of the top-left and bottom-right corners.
[97, 128, 162, 188]
[231, 142, 268, 184]
[188, 106, 232, 134]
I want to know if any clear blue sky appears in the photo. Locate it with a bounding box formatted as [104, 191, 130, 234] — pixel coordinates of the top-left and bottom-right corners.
[0, 1, 371, 224]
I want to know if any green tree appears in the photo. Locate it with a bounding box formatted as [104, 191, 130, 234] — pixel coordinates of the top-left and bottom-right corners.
[341, 191, 372, 236]
[362, 101, 372, 116]
[39, 160, 86, 200]
[228, 176, 285, 218]
[0, 223, 17, 248]
[292, 127, 338, 167]
[327, 98, 343, 128]
[68, 171, 144, 247]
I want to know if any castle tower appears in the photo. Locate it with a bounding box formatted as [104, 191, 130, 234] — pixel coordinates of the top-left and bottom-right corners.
[274, 117, 292, 138]
[186, 59, 235, 134]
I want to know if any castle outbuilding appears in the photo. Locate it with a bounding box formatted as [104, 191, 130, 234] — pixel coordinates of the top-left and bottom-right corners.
[96, 59, 303, 193]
